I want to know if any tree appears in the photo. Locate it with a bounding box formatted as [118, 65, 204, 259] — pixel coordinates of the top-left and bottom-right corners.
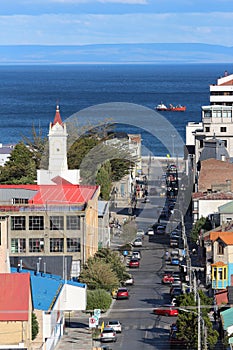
[79, 258, 119, 291]
[86, 289, 112, 311]
[0, 142, 37, 184]
[23, 124, 48, 169]
[94, 248, 130, 283]
[31, 312, 39, 340]
[176, 291, 218, 349]
[96, 161, 112, 200]
[190, 216, 212, 243]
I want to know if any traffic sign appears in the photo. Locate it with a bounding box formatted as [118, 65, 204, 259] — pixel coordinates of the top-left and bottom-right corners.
[89, 317, 96, 328]
[94, 309, 101, 318]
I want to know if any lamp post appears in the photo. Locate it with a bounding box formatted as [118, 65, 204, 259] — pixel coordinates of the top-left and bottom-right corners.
[180, 294, 207, 350]
[173, 208, 192, 288]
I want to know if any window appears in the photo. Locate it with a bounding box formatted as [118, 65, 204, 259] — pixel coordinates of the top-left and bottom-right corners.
[67, 238, 80, 252]
[218, 242, 224, 255]
[29, 238, 44, 252]
[11, 238, 26, 253]
[50, 238, 64, 252]
[218, 268, 223, 280]
[200, 140, 203, 148]
[205, 127, 210, 132]
[11, 216, 26, 230]
[213, 268, 217, 280]
[67, 216, 80, 230]
[29, 216, 44, 230]
[50, 216, 64, 230]
[12, 198, 28, 204]
[223, 140, 227, 147]
[220, 127, 227, 132]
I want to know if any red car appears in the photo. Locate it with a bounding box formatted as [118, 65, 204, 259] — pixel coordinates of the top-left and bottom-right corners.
[116, 288, 129, 300]
[129, 258, 140, 268]
[162, 274, 174, 284]
[153, 304, 178, 316]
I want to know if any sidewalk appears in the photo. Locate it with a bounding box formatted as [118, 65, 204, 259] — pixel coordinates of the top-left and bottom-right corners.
[55, 302, 115, 350]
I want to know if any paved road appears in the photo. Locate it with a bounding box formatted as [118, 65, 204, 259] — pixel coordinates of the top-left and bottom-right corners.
[96, 232, 179, 350]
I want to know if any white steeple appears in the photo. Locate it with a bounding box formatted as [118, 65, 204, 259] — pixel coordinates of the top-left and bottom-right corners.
[37, 105, 80, 185]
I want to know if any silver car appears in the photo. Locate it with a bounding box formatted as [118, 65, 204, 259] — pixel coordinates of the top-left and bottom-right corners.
[100, 327, 117, 342]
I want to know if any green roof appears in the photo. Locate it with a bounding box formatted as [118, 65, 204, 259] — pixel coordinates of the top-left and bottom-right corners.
[218, 200, 233, 214]
[220, 308, 233, 329]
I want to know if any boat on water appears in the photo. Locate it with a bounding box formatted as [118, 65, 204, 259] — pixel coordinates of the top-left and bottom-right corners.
[155, 103, 186, 112]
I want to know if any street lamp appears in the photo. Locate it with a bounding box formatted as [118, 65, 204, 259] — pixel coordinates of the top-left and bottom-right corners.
[172, 208, 192, 287]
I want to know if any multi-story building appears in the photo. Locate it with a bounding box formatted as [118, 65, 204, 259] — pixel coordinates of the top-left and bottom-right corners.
[186, 71, 233, 162]
[0, 183, 99, 278]
[0, 106, 100, 278]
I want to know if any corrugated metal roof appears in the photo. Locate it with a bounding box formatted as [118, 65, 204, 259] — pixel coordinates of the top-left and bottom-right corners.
[0, 184, 98, 205]
[11, 267, 86, 311]
[218, 200, 233, 214]
[220, 307, 233, 329]
[0, 273, 30, 321]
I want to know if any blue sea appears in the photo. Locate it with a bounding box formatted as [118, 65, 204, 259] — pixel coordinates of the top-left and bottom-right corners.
[0, 63, 231, 156]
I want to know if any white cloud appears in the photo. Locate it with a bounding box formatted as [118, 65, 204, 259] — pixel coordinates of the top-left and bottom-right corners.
[0, 11, 233, 46]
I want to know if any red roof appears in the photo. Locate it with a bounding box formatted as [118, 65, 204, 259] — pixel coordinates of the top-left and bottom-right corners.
[0, 273, 30, 321]
[30, 184, 98, 204]
[52, 105, 63, 126]
[0, 184, 98, 205]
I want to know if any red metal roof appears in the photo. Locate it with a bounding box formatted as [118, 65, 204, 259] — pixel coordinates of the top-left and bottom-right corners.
[0, 273, 30, 321]
[30, 184, 98, 204]
[0, 184, 98, 204]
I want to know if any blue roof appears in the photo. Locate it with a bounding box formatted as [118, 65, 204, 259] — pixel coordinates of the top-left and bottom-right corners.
[11, 267, 86, 311]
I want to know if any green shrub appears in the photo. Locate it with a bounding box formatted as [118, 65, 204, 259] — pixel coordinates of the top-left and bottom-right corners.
[31, 312, 39, 340]
[86, 289, 112, 311]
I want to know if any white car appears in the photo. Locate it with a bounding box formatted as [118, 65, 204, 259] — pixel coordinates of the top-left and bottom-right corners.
[123, 275, 134, 286]
[100, 327, 117, 342]
[132, 251, 141, 260]
[147, 228, 154, 236]
[107, 320, 122, 333]
[136, 229, 145, 237]
[132, 238, 142, 247]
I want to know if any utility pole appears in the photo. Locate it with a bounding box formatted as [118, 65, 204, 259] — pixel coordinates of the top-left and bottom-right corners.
[198, 294, 201, 350]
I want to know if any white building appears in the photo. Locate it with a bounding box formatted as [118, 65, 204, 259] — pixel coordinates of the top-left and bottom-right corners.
[37, 105, 80, 185]
[0, 143, 14, 166]
[186, 71, 233, 160]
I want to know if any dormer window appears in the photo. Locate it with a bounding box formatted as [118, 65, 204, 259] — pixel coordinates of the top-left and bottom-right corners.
[218, 242, 224, 255]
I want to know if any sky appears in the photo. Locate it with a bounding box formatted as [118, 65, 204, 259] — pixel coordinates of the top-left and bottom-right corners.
[0, 0, 233, 46]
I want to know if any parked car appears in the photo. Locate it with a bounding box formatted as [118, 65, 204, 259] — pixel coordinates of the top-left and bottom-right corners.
[153, 304, 178, 316]
[100, 327, 117, 342]
[170, 238, 179, 248]
[162, 273, 174, 284]
[132, 238, 142, 247]
[132, 250, 141, 260]
[147, 227, 154, 236]
[171, 257, 180, 265]
[129, 258, 140, 268]
[170, 287, 183, 298]
[123, 275, 134, 286]
[116, 288, 129, 300]
[136, 229, 145, 236]
[106, 320, 122, 333]
[156, 225, 166, 234]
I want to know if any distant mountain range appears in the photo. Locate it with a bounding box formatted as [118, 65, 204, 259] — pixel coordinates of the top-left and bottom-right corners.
[0, 43, 233, 64]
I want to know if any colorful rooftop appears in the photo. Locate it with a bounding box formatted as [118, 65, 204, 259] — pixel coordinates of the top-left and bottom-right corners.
[0, 273, 31, 321]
